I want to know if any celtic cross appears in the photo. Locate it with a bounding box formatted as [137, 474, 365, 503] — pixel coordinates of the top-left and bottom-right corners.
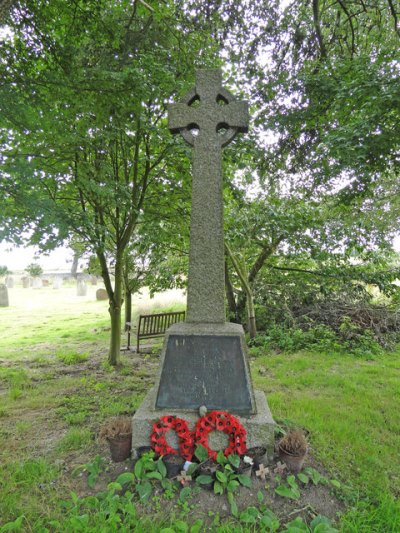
[168, 69, 249, 324]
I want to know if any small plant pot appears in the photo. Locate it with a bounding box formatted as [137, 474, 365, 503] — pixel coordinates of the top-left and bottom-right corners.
[162, 454, 185, 478]
[136, 446, 159, 459]
[278, 446, 306, 473]
[246, 446, 267, 469]
[196, 459, 218, 490]
[108, 434, 132, 462]
[235, 460, 253, 477]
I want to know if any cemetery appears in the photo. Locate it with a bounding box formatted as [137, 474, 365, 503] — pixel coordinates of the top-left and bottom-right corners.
[1, 1, 400, 532]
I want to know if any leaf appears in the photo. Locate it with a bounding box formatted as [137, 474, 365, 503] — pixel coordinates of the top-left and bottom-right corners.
[311, 515, 338, 533]
[297, 473, 309, 484]
[179, 486, 192, 503]
[213, 480, 224, 495]
[190, 520, 204, 533]
[216, 471, 228, 483]
[257, 490, 264, 503]
[136, 480, 152, 502]
[261, 510, 280, 531]
[194, 444, 209, 463]
[116, 472, 135, 486]
[216, 451, 226, 465]
[239, 506, 259, 524]
[145, 471, 162, 480]
[237, 474, 252, 488]
[227, 480, 240, 492]
[174, 521, 189, 532]
[134, 460, 143, 479]
[282, 516, 309, 532]
[304, 467, 323, 485]
[228, 454, 240, 468]
[230, 497, 238, 517]
[195, 475, 213, 485]
[330, 479, 341, 489]
[275, 484, 300, 500]
[157, 459, 167, 478]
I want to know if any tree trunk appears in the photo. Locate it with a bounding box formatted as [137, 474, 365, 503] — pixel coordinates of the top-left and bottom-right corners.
[125, 289, 132, 332]
[71, 252, 79, 278]
[225, 242, 257, 338]
[225, 260, 239, 323]
[108, 256, 123, 366]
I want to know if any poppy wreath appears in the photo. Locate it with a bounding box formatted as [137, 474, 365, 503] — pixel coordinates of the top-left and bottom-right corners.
[150, 416, 193, 461]
[194, 410, 247, 460]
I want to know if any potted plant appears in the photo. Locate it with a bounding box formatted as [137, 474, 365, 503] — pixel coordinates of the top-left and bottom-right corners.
[278, 429, 307, 473]
[246, 446, 267, 469]
[99, 417, 132, 462]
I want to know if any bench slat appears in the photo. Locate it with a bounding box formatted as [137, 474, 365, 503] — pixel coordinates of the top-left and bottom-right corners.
[136, 311, 186, 352]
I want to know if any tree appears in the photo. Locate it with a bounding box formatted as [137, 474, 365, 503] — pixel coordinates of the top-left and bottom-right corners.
[0, 0, 218, 365]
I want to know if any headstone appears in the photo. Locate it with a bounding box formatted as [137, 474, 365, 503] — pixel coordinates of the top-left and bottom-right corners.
[96, 288, 108, 301]
[77, 279, 87, 296]
[0, 284, 9, 307]
[132, 69, 275, 458]
[42, 279, 50, 287]
[53, 277, 62, 289]
[21, 276, 30, 288]
[91, 276, 98, 286]
[5, 276, 14, 289]
[32, 277, 42, 289]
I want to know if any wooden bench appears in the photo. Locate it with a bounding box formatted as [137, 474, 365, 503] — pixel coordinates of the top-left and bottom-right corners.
[127, 311, 186, 353]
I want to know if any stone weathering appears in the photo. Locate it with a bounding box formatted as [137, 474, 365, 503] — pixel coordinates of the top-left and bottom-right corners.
[132, 69, 274, 458]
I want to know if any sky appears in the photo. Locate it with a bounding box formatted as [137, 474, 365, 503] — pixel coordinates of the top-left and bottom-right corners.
[1, 236, 400, 274]
[0, 242, 74, 272]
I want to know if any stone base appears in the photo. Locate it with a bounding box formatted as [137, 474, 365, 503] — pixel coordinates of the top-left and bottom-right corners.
[131, 388, 276, 462]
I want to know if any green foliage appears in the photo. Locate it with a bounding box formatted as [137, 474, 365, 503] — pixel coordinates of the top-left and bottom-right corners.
[24, 263, 43, 278]
[74, 455, 105, 489]
[57, 428, 93, 453]
[56, 350, 89, 365]
[275, 475, 301, 501]
[0, 265, 10, 277]
[250, 319, 387, 356]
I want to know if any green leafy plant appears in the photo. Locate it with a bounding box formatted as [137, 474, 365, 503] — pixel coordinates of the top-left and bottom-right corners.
[281, 514, 338, 532]
[25, 263, 43, 277]
[195, 451, 252, 517]
[56, 351, 89, 365]
[275, 475, 301, 500]
[74, 455, 105, 489]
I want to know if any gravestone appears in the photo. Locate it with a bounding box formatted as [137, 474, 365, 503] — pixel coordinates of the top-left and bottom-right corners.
[5, 276, 14, 289]
[96, 288, 108, 301]
[32, 277, 42, 289]
[0, 284, 9, 307]
[53, 277, 62, 289]
[77, 279, 87, 296]
[132, 69, 274, 458]
[42, 279, 50, 287]
[21, 276, 30, 288]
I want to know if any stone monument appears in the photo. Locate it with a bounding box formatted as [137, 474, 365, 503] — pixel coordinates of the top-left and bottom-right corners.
[77, 279, 87, 296]
[131, 69, 274, 458]
[0, 284, 9, 307]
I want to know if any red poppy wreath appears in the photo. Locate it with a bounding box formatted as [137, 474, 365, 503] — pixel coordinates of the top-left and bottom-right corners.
[150, 416, 193, 461]
[194, 410, 247, 460]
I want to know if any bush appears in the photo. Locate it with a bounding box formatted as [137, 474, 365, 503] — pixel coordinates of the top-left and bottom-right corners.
[250, 320, 383, 356]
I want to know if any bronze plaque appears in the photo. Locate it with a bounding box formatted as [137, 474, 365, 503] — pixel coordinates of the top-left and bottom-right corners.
[155, 335, 253, 414]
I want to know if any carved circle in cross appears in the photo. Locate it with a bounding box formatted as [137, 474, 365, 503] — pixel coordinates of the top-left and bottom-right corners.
[179, 87, 239, 148]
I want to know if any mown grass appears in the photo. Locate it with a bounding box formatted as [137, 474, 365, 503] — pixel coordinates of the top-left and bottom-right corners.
[0, 285, 399, 531]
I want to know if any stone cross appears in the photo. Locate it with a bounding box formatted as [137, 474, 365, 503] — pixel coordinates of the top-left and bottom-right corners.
[168, 69, 249, 324]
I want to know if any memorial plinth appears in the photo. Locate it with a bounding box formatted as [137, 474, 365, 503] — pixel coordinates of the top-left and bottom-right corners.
[131, 69, 275, 460]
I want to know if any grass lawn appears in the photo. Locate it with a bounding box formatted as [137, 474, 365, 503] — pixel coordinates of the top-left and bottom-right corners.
[0, 285, 399, 531]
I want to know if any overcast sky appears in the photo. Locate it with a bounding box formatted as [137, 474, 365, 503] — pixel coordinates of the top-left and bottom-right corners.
[0, 242, 74, 272]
